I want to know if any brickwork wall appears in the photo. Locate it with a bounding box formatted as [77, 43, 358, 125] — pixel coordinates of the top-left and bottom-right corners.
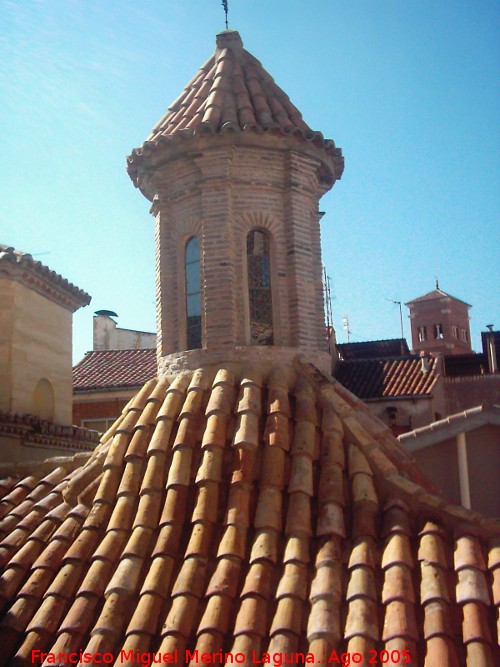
[444, 374, 500, 414]
[73, 396, 131, 426]
[408, 296, 472, 355]
[147, 134, 336, 371]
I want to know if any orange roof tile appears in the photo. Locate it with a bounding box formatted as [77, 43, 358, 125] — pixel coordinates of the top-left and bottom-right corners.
[73, 349, 157, 391]
[0, 361, 498, 665]
[334, 355, 441, 399]
[128, 31, 344, 195]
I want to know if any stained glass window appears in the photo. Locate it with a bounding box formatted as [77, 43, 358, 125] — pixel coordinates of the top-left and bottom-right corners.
[185, 237, 202, 349]
[247, 229, 273, 345]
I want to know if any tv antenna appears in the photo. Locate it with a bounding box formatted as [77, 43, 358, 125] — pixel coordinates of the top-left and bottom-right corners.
[386, 298, 404, 342]
[342, 314, 351, 343]
[323, 266, 334, 333]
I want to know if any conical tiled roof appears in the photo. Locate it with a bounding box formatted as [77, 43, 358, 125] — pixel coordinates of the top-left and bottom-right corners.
[128, 31, 344, 189]
[0, 362, 498, 666]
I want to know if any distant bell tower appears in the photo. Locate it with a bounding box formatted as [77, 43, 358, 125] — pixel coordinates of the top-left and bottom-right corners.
[128, 30, 343, 374]
[405, 283, 473, 356]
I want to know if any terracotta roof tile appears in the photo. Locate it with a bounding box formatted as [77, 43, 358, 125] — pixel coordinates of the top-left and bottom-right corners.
[0, 363, 498, 666]
[128, 32, 343, 196]
[73, 348, 157, 391]
[334, 355, 441, 399]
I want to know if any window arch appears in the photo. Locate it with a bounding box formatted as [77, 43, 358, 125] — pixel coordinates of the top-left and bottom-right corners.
[247, 229, 273, 345]
[33, 378, 55, 421]
[185, 236, 202, 349]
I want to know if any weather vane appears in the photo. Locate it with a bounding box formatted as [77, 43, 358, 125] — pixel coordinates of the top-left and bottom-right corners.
[222, 0, 229, 29]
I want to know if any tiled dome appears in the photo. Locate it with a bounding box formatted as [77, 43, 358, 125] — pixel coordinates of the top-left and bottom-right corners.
[0, 362, 498, 666]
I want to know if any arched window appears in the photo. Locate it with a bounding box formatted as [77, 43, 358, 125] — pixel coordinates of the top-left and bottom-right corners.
[247, 229, 273, 345]
[33, 378, 55, 421]
[185, 236, 202, 349]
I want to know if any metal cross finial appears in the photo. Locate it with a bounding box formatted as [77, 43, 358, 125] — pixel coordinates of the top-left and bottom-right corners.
[222, 0, 228, 29]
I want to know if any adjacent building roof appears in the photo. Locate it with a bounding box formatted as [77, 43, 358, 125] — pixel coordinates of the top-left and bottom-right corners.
[0, 363, 498, 665]
[334, 355, 441, 400]
[0, 245, 91, 312]
[400, 403, 500, 451]
[338, 339, 410, 361]
[73, 349, 157, 392]
[405, 287, 471, 308]
[127, 30, 344, 195]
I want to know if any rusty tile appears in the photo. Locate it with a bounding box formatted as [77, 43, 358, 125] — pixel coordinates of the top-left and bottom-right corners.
[455, 535, 487, 571]
[382, 600, 418, 641]
[288, 455, 313, 496]
[172, 557, 206, 597]
[344, 598, 379, 641]
[167, 448, 193, 487]
[250, 528, 278, 564]
[254, 487, 282, 531]
[311, 562, 342, 601]
[197, 594, 232, 634]
[346, 565, 377, 601]
[285, 492, 311, 536]
[348, 537, 379, 570]
[196, 448, 223, 484]
[233, 596, 267, 636]
[456, 568, 491, 605]
[202, 414, 227, 449]
[127, 592, 164, 636]
[317, 501, 345, 538]
[153, 523, 183, 558]
[147, 419, 176, 454]
[320, 431, 345, 468]
[141, 555, 175, 598]
[382, 534, 414, 569]
[418, 532, 449, 569]
[307, 598, 341, 643]
[185, 521, 213, 558]
[233, 413, 260, 449]
[264, 413, 290, 450]
[78, 559, 114, 596]
[93, 528, 128, 562]
[225, 483, 251, 527]
[424, 636, 460, 667]
[159, 486, 188, 526]
[259, 446, 286, 488]
[462, 601, 492, 644]
[106, 555, 143, 595]
[44, 561, 84, 598]
[162, 594, 199, 637]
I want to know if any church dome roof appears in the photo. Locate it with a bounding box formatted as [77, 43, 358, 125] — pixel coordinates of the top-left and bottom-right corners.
[0, 361, 497, 665]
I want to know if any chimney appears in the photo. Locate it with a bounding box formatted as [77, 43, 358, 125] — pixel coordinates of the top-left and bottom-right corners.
[486, 325, 498, 373]
[420, 351, 430, 373]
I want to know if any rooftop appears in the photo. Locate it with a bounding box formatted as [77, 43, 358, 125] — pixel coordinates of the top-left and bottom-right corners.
[334, 355, 441, 400]
[73, 349, 157, 392]
[0, 362, 498, 664]
[127, 30, 344, 196]
[0, 245, 90, 312]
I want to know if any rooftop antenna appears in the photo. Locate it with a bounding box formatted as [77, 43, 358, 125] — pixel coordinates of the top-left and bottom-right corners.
[323, 266, 334, 334]
[342, 314, 351, 343]
[386, 298, 405, 351]
[221, 0, 229, 29]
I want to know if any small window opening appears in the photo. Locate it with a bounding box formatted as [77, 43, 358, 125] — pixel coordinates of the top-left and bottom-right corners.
[418, 326, 427, 342]
[247, 229, 273, 345]
[452, 325, 458, 339]
[433, 323, 444, 339]
[185, 237, 202, 350]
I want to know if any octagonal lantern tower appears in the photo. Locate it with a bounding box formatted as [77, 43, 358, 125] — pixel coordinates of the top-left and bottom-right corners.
[128, 30, 344, 375]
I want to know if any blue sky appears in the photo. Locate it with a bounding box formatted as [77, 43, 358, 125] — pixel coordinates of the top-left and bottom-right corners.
[1, 0, 499, 362]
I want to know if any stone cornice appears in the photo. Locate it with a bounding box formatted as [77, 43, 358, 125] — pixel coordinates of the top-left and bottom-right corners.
[0, 245, 91, 312]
